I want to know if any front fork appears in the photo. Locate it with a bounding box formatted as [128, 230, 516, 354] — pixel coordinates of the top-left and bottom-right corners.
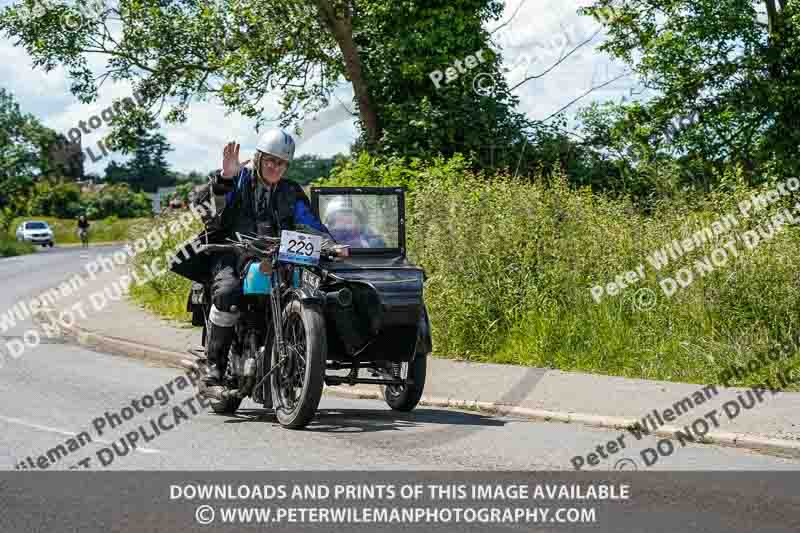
[269, 264, 286, 360]
[247, 262, 289, 400]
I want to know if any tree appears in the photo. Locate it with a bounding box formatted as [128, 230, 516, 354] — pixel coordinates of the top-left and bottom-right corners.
[580, 0, 800, 185]
[126, 127, 173, 193]
[0, 0, 532, 169]
[352, 0, 532, 166]
[0, 0, 379, 145]
[103, 160, 131, 185]
[285, 154, 341, 184]
[0, 88, 49, 229]
[103, 119, 174, 193]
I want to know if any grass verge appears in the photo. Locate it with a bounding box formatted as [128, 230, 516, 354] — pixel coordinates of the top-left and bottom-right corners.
[0, 239, 35, 257]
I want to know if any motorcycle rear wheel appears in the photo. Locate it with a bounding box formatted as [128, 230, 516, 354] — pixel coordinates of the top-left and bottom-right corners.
[270, 300, 326, 429]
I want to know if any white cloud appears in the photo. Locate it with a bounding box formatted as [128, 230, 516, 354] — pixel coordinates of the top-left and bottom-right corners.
[493, 0, 639, 127]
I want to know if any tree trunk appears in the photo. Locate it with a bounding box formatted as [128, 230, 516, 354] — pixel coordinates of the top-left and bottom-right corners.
[314, 0, 380, 149]
[764, 0, 783, 37]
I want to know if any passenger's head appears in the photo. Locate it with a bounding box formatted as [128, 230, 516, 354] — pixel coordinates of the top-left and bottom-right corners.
[324, 201, 368, 244]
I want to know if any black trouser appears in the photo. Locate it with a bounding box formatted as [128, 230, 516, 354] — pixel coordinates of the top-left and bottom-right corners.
[206, 253, 242, 376]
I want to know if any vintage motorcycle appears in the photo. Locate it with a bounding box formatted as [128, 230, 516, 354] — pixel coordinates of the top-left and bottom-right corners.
[185, 186, 432, 429]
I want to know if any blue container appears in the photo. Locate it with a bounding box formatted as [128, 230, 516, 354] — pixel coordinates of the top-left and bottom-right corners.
[243, 262, 272, 295]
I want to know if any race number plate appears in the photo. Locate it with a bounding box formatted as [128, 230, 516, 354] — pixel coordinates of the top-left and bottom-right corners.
[278, 230, 322, 266]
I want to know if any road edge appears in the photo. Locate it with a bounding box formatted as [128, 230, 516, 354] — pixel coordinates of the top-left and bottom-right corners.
[33, 307, 800, 461]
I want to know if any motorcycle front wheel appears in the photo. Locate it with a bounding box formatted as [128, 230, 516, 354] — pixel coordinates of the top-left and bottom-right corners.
[270, 300, 326, 429]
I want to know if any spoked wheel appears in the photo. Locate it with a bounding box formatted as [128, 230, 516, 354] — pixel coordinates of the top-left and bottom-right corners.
[270, 300, 326, 429]
[383, 353, 427, 412]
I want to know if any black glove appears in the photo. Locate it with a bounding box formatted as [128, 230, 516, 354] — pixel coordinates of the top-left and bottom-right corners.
[211, 169, 236, 195]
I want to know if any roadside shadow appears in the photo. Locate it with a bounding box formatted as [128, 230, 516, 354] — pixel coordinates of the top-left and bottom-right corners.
[311, 407, 507, 435]
[217, 407, 507, 436]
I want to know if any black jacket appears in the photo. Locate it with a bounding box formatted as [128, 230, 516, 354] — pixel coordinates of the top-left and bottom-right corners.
[169, 167, 329, 284]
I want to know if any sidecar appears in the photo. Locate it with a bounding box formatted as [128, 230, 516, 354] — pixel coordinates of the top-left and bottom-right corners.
[309, 186, 432, 411]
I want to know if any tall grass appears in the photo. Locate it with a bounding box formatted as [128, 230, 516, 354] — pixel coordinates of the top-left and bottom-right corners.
[408, 170, 800, 387]
[126, 211, 200, 321]
[0, 239, 35, 257]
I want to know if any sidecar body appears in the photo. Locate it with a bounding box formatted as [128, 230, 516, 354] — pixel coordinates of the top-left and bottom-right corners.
[310, 187, 432, 375]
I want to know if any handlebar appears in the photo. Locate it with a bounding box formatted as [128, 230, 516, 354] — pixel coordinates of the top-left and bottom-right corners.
[196, 240, 346, 261]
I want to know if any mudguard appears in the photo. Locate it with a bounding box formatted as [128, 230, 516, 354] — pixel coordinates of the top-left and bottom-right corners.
[288, 287, 325, 306]
[417, 305, 433, 356]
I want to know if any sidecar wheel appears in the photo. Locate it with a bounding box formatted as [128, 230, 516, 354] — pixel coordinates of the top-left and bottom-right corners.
[270, 300, 326, 429]
[383, 353, 427, 412]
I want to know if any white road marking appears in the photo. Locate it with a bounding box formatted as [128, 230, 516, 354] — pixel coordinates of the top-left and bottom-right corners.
[0, 414, 162, 454]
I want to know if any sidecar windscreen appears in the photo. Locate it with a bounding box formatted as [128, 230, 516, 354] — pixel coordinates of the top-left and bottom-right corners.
[312, 187, 405, 256]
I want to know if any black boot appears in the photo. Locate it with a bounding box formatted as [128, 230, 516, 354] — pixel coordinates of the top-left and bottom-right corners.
[204, 323, 235, 386]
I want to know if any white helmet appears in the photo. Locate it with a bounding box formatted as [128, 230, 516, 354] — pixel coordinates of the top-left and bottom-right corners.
[255, 128, 296, 163]
[323, 197, 366, 227]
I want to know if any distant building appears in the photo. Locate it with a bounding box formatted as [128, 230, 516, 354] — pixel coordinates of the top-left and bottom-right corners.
[74, 178, 106, 194]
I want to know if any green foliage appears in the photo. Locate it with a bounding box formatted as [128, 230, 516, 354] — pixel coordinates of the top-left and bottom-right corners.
[579, 0, 800, 187]
[28, 182, 82, 218]
[0, 88, 54, 230]
[103, 117, 174, 193]
[84, 184, 153, 219]
[409, 160, 800, 386]
[0, 0, 347, 139]
[0, 239, 34, 257]
[285, 154, 344, 185]
[353, 0, 530, 165]
[133, 155, 800, 386]
[313, 151, 473, 215]
[0, 0, 536, 174]
[28, 182, 151, 219]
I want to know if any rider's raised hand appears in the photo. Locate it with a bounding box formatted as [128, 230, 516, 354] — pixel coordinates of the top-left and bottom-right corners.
[222, 141, 250, 178]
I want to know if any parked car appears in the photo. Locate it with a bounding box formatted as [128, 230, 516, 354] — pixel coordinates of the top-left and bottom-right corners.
[15, 221, 55, 247]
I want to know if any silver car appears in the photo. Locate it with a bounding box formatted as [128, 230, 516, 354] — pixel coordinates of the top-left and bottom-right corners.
[15, 221, 55, 247]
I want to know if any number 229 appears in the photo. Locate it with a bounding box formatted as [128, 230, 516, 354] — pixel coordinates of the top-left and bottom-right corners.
[287, 239, 314, 256]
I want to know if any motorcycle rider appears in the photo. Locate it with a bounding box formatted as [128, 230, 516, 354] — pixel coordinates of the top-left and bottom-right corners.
[198, 128, 347, 388]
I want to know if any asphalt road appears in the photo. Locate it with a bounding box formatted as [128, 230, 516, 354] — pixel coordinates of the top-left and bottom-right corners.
[0, 246, 799, 532]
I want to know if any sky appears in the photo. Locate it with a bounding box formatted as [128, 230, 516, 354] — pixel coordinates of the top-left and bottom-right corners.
[0, 0, 638, 176]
